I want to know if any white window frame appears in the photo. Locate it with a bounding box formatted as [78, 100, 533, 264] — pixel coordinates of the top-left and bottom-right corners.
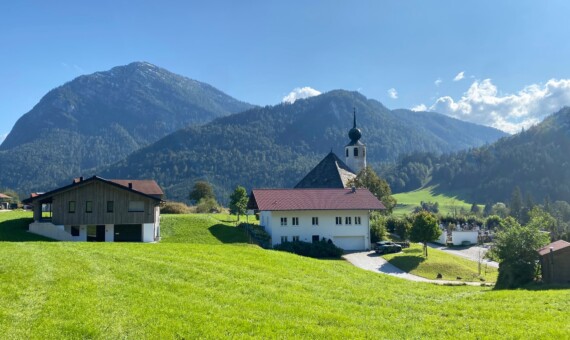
[280, 217, 288, 226]
[292, 217, 299, 226]
[312, 217, 319, 226]
[292, 236, 300, 242]
[335, 217, 342, 225]
[355, 216, 362, 225]
[345, 217, 352, 225]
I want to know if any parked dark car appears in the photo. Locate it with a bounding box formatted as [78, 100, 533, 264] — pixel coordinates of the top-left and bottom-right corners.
[374, 241, 403, 254]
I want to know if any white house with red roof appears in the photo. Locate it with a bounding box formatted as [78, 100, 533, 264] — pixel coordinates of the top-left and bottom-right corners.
[248, 188, 385, 251]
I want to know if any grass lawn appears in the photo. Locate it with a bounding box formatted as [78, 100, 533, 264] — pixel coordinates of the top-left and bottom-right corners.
[392, 185, 481, 216]
[0, 211, 568, 338]
[160, 214, 249, 244]
[383, 243, 499, 282]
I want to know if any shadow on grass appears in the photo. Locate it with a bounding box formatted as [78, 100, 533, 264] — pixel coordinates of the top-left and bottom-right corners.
[491, 282, 570, 291]
[0, 218, 54, 242]
[386, 255, 426, 272]
[208, 224, 249, 244]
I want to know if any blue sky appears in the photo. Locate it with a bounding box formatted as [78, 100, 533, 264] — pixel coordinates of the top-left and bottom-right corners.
[2, 1, 570, 141]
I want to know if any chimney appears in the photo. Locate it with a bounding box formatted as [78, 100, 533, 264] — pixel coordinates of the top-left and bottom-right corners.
[128, 182, 133, 189]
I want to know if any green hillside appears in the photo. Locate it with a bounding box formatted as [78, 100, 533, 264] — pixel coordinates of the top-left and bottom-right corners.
[393, 186, 477, 216]
[0, 211, 568, 338]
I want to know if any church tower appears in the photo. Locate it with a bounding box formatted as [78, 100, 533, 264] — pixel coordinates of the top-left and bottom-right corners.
[345, 109, 366, 174]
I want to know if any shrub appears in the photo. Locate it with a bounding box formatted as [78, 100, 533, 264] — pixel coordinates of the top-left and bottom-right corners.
[196, 198, 220, 213]
[161, 202, 192, 214]
[370, 213, 388, 243]
[274, 239, 343, 259]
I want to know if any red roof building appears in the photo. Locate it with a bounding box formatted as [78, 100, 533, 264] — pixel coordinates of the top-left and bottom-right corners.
[248, 188, 385, 251]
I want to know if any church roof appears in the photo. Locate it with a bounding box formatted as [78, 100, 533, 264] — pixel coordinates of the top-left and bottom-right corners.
[294, 152, 356, 189]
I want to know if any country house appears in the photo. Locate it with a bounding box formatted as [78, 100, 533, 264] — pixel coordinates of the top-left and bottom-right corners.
[23, 176, 163, 242]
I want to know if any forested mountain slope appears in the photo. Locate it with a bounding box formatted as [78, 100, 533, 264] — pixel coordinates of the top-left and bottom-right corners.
[0, 62, 253, 193]
[100, 90, 506, 202]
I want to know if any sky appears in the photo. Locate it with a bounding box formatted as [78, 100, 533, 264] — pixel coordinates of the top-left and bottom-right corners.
[2, 1, 570, 143]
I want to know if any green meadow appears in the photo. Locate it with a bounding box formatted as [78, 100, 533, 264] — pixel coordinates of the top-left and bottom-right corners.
[0, 211, 568, 338]
[392, 186, 481, 216]
[383, 243, 498, 282]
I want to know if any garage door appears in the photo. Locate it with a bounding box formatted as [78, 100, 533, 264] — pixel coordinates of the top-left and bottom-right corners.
[114, 224, 142, 242]
[333, 236, 365, 251]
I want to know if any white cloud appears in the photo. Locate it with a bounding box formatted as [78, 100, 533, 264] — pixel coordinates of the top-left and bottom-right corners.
[387, 88, 398, 99]
[453, 71, 465, 82]
[0, 133, 7, 144]
[282, 87, 321, 104]
[411, 104, 428, 112]
[427, 78, 570, 133]
[434, 78, 442, 87]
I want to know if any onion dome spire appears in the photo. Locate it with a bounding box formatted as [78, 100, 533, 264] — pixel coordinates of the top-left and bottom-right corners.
[348, 108, 362, 142]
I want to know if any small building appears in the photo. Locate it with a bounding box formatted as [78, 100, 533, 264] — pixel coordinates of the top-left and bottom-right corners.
[22, 176, 163, 242]
[538, 240, 570, 284]
[0, 193, 11, 210]
[248, 188, 385, 251]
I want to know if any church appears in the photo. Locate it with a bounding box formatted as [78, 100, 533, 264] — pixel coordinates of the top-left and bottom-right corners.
[295, 110, 366, 188]
[248, 111, 385, 251]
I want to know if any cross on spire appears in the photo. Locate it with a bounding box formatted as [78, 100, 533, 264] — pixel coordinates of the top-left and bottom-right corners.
[353, 108, 357, 128]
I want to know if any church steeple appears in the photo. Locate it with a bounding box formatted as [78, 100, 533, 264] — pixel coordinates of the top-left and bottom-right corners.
[345, 109, 366, 174]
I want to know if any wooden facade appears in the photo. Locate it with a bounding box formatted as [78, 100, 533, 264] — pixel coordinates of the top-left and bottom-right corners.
[23, 177, 163, 244]
[32, 180, 159, 225]
[540, 242, 570, 284]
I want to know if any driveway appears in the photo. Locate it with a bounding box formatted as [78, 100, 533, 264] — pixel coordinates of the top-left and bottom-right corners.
[343, 251, 488, 286]
[427, 243, 499, 268]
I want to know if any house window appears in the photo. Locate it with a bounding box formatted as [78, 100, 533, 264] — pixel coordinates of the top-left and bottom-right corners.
[280, 217, 287, 226]
[71, 226, 80, 236]
[128, 201, 144, 212]
[312, 217, 319, 226]
[292, 236, 300, 242]
[85, 201, 93, 213]
[292, 217, 299, 226]
[281, 236, 288, 243]
[68, 201, 76, 213]
[354, 148, 358, 157]
[345, 217, 352, 225]
[335, 217, 342, 225]
[107, 201, 114, 213]
[355, 216, 362, 225]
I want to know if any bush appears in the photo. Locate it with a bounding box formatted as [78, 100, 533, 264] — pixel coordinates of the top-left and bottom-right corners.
[370, 213, 388, 243]
[161, 202, 192, 214]
[274, 239, 343, 259]
[196, 198, 220, 213]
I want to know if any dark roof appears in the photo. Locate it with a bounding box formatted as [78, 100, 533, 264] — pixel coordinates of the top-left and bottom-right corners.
[23, 176, 163, 204]
[538, 240, 570, 256]
[248, 188, 385, 211]
[295, 152, 356, 189]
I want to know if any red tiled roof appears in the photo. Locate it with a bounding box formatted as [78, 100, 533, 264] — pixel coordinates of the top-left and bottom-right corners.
[108, 179, 164, 196]
[538, 240, 570, 256]
[0, 193, 11, 199]
[250, 188, 385, 211]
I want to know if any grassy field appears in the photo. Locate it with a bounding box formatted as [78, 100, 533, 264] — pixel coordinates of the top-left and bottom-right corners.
[392, 186, 480, 216]
[0, 211, 569, 338]
[383, 243, 498, 282]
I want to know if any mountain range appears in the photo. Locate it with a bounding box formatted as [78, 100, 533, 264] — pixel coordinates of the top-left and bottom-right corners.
[0, 62, 253, 193]
[98, 89, 506, 202]
[384, 107, 570, 203]
[0, 62, 509, 202]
